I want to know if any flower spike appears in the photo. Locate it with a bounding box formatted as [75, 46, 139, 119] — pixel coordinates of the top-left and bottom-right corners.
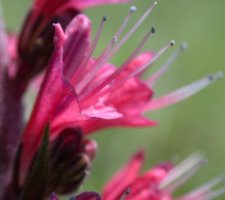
[12, 2, 223, 198]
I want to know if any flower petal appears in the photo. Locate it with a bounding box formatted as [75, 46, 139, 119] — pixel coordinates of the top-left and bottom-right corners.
[63, 14, 91, 81]
[102, 151, 145, 200]
[108, 78, 153, 115]
[20, 24, 80, 185]
[70, 0, 131, 10]
[82, 115, 156, 134]
[34, 0, 131, 15]
[82, 105, 123, 119]
[118, 52, 154, 79]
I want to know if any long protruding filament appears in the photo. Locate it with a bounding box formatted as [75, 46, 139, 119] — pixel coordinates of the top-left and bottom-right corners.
[81, 27, 155, 101]
[178, 174, 225, 200]
[80, 27, 156, 100]
[159, 153, 207, 192]
[76, 6, 138, 93]
[106, 2, 158, 63]
[75, 16, 107, 75]
[124, 40, 175, 81]
[144, 71, 224, 111]
[147, 42, 188, 86]
[115, 5, 137, 39]
[82, 39, 172, 103]
[204, 187, 225, 200]
[78, 1, 157, 92]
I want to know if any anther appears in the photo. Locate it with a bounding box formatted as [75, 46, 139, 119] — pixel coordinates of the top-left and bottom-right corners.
[170, 39, 176, 46]
[180, 42, 188, 50]
[208, 71, 224, 82]
[151, 26, 156, 34]
[73, 15, 108, 81]
[130, 5, 137, 13]
[78, 3, 138, 88]
[114, 5, 138, 41]
[78, 2, 158, 97]
[107, 1, 158, 60]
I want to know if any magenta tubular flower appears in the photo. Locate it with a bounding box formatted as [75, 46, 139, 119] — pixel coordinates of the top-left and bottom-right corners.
[103, 152, 225, 200]
[17, 2, 223, 197]
[0, 0, 131, 198]
[14, 0, 131, 95]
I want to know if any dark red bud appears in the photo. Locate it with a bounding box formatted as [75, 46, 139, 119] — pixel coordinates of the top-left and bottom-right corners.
[75, 192, 102, 200]
[47, 127, 92, 195]
[14, 9, 80, 95]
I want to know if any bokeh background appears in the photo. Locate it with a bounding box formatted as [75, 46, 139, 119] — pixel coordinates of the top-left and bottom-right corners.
[3, 0, 225, 198]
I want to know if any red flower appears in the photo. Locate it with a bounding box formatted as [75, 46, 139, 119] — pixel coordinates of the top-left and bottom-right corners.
[0, 0, 223, 199]
[19, 4, 223, 193]
[102, 152, 225, 200]
[15, 0, 131, 95]
[34, 0, 131, 14]
[103, 151, 172, 200]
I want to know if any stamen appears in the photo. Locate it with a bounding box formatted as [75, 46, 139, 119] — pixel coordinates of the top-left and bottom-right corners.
[159, 153, 207, 192]
[80, 27, 156, 100]
[76, 5, 138, 93]
[178, 174, 225, 200]
[125, 40, 175, 80]
[73, 16, 107, 80]
[89, 15, 108, 56]
[107, 2, 158, 61]
[204, 187, 225, 200]
[147, 42, 188, 86]
[80, 16, 107, 67]
[144, 71, 224, 111]
[115, 5, 137, 39]
[77, 2, 157, 94]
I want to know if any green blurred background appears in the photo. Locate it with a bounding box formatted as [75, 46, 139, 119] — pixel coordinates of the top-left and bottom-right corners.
[3, 0, 225, 198]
